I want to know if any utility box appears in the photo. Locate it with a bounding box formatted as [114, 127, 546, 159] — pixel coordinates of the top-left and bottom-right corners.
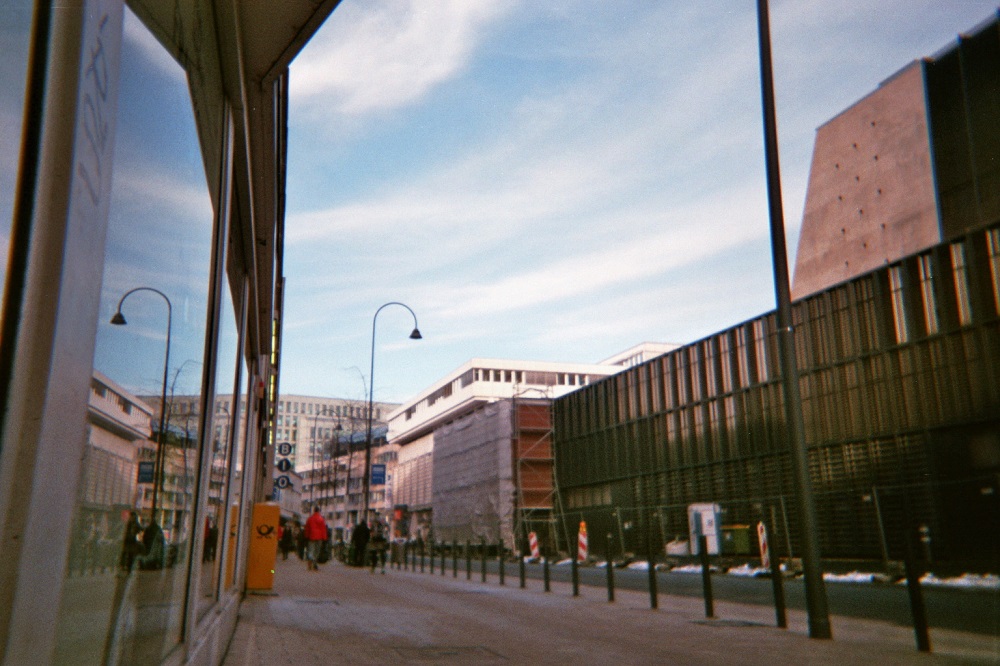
[246, 502, 280, 591]
[688, 503, 721, 555]
[720, 524, 753, 555]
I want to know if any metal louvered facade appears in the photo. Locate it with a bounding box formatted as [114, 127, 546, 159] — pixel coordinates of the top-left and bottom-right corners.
[554, 224, 1000, 569]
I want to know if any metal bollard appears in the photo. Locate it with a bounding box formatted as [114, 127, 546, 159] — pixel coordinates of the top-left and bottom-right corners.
[441, 543, 446, 575]
[543, 556, 551, 592]
[420, 540, 425, 573]
[480, 539, 487, 583]
[646, 535, 658, 610]
[498, 541, 505, 585]
[519, 552, 526, 588]
[466, 540, 472, 580]
[429, 539, 435, 575]
[904, 530, 932, 652]
[606, 533, 615, 603]
[453, 540, 458, 577]
[571, 555, 579, 597]
[699, 535, 714, 618]
[768, 535, 787, 628]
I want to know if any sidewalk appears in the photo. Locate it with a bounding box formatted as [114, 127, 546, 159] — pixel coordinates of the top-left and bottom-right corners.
[223, 557, 997, 665]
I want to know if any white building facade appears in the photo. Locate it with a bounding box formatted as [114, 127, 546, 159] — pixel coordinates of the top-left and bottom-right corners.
[387, 349, 676, 551]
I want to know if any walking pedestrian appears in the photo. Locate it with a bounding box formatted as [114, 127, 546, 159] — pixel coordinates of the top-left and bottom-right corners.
[304, 507, 328, 571]
[369, 523, 388, 574]
[350, 520, 370, 567]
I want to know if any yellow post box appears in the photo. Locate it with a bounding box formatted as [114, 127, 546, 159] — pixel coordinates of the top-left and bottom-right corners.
[246, 502, 280, 591]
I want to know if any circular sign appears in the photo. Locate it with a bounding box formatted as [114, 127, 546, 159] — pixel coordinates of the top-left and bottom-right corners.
[277, 442, 292, 456]
[275, 475, 290, 489]
[276, 458, 292, 472]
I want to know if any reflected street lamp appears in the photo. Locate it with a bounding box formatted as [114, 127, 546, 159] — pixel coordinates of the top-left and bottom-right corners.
[111, 287, 172, 525]
[363, 302, 421, 520]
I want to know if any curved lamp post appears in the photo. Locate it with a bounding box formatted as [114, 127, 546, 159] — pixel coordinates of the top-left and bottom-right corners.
[363, 302, 421, 520]
[110, 287, 172, 525]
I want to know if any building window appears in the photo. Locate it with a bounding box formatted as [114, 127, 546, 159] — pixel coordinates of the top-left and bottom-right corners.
[918, 254, 939, 334]
[987, 228, 1000, 314]
[752, 319, 768, 382]
[888, 265, 908, 343]
[949, 243, 972, 326]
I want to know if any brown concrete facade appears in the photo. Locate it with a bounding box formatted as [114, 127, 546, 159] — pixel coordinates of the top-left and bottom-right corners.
[793, 62, 941, 299]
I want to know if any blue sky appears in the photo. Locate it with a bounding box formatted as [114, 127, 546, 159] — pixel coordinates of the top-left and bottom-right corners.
[279, 0, 1000, 404]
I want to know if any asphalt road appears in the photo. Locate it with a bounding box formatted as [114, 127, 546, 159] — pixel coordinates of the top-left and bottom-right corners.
[406, 555, 999, 636]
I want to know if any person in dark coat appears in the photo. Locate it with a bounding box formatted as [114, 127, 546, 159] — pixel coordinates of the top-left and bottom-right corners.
[279, 521, 294, 560]
[368, 523, 388, 574]
[120, 511, 143, 572]
[350, 521, 370, 567]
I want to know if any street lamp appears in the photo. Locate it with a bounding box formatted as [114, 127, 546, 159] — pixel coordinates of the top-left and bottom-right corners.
[756, 0, 830, 638]
[110, 287, 172, 526]
[363, 302, 421, 519]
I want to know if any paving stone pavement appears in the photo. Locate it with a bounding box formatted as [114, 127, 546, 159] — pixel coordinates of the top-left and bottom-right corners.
[222, 557, 998, 665]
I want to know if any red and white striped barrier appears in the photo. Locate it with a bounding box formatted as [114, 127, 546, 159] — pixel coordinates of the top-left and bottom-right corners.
[528, 531, 540, 559]
[577, 521, 588, 562]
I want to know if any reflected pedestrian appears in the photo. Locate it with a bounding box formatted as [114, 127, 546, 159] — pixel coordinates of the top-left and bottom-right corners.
[120, 511, 143, 572]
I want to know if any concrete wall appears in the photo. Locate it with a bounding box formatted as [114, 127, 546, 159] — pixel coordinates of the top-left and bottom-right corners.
[792, 62, 941, 299]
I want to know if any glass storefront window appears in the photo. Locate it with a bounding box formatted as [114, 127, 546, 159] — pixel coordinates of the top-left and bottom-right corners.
[198, 267, 242, 619]
[54, 8, 215, 664]
[0, 5, 33, 326]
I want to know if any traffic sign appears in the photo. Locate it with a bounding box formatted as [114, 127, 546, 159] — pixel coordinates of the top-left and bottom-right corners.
[371, 464, 386, 485]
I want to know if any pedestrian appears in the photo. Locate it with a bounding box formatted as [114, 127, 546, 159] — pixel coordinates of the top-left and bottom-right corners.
[296, 524, 306, 560]
[350, 520, 370, 567]
[369, 523, 388, 574]
[279, 521, 294, 560]
[120, 511, 143, 572]
[304, 506, 328, 571]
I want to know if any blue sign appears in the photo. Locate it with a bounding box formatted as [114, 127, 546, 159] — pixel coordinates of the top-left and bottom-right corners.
[137, 461, 155, 483]
[371, 464, 386, 486]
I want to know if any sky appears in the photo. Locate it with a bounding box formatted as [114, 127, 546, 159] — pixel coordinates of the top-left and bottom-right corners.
[279, 0, 1000, 405]
[1, 2, 997, 407]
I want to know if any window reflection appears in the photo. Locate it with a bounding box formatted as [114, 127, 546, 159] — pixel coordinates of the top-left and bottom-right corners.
[197, 270, 242, 619]
[0, 5, 32, 321]
[54, 9, 215, 664]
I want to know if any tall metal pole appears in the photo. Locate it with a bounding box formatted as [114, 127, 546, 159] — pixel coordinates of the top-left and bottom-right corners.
[364, 302, 421, 519]
[756, 0, 831, 639]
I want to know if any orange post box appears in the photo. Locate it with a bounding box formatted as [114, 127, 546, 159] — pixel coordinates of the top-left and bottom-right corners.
[246, 502, 280, 591]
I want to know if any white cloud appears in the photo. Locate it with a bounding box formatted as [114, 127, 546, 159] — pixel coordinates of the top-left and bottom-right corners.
[293, 0, 517, 115]
[279, 0, 1000, 400]
[123, 8, 186, 83]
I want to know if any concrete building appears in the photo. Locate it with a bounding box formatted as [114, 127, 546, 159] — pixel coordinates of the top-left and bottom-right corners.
[69, 372, 154, 577]
[793, 12, 1000, 298]
[387, 351, 669, 552]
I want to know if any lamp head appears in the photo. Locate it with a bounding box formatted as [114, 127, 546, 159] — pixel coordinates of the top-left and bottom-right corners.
[409, 328, 422, 340]
[110, 312, 127, 325]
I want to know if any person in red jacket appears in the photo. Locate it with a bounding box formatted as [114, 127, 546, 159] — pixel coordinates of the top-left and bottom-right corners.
[304, 506, 328, 571]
